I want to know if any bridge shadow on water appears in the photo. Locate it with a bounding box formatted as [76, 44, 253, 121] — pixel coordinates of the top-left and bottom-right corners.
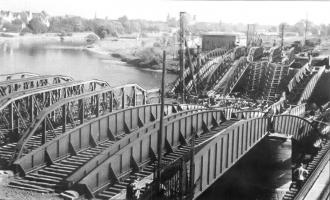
[197, 137, 292, 200]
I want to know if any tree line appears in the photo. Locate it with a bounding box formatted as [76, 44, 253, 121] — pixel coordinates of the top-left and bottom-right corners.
[2, 11, 330, 38]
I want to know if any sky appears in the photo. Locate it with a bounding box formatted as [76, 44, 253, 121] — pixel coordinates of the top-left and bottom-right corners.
[1, 0, 330, 25]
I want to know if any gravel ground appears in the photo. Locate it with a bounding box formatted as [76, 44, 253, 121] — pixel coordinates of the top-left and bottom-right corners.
[0, 172, 63, 200]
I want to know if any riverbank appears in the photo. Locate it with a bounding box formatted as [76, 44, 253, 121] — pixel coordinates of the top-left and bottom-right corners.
[84, 37, 179, 73]
[0, 32, 179, 73]
[0, 32, 95, 45]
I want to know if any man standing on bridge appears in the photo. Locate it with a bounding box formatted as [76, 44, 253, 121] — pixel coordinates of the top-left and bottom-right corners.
[292, 163, 308, 190]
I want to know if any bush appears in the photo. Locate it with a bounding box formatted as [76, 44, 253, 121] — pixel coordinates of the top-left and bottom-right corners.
[136, 47, 162, 66]
[153, 42, 161, 48]
[95, 26, 109, 39]
[85, 33, 99, 43]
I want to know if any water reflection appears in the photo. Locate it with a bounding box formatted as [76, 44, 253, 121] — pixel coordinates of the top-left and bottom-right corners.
[0, 40, 176, 89]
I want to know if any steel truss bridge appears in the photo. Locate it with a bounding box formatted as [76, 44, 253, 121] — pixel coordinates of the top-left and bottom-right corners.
[0, 47, 328, 200]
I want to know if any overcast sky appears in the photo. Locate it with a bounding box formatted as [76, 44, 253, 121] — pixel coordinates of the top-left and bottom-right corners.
[1, 0, 329, 25]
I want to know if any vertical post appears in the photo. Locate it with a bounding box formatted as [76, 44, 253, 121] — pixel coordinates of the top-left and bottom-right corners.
[197, 45, 201, 71]
[95, 95, 100, 117]
[304, 13, 308, 45]
[121, 88, 125, 109]
[179, 11, 186, 104]
[79, 99, 84, 124]
[9, 103, 14, 132]
[185, 40, 197, 95]
[62, 104, 67, 133]
[29, 96, 34, 122]
[132, 86, 136, 106]
[41, 119, 47, 144]
[246, 24, 249, 46]
[109, 91, 113, 112]
[157, 51, 166, 193]
[189, 129, 196, 197]
[280, 24, 285, 48]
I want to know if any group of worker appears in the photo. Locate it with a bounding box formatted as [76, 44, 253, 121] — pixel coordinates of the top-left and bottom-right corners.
[126, 179, 168, 200]
[126, 179, 142, 200]
[289, 108, 328, 191]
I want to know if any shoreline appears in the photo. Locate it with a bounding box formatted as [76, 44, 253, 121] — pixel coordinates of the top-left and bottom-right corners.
[0, 33, 179, 73]
[83, 39, 179, 73]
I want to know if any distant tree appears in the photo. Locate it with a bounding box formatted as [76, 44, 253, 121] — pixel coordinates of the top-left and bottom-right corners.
[118, 15, 128, 24]
[2, 21, 21, 32]
[85, 33, 99, 43]
[268, 26, 277, 32]
[95, 26, 108, 39]
[167, 16, 177, 28]
[28, 17, 48, 33]
[293, 20, 306, 36]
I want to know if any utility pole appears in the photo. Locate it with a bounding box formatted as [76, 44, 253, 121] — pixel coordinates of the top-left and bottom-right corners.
[189, 129, 196, 199]
[157, 50, 166, 194]
[185, 39, 197, 95]
[304, 13, 308, 45]
[280, 23, 285, 48]
[246, 24, 250, 46]
[179, 12, 186, 104]
[246, 24, 255, 47]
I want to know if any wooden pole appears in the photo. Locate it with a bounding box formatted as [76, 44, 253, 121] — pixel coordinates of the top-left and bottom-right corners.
[180, 12, 185, 104]
[185, 39, 197, 95]
[157, 50, 166, 193]
[281, 24, 285, 48]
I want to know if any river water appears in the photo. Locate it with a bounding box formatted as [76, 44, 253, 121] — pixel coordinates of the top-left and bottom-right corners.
[0, 39, 176, 89]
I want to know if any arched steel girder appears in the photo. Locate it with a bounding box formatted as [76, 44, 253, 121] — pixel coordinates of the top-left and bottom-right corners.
[0, 75, 73, 97]
[232, 110, 264, 120]
[297, 66, 325, 105]
[12, 106, 318, 199]
[0, 72, 39, 82]
[78, 113, 318, 199]
[208, 57, 249, 95]
[272, 114, 318, 141]
[71, 109, 227, 197]
[205, 46, 248, 92]
[169, 48, 228, 94]
[0, 80, 109, 141]
[232, 103, 307, 120]
[13, 104, 207, 173]
[204, 56, 232, 91]
[14, 84, 160, 160]
[192, 114, 319, 199]
[287, 62, 311, 94]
